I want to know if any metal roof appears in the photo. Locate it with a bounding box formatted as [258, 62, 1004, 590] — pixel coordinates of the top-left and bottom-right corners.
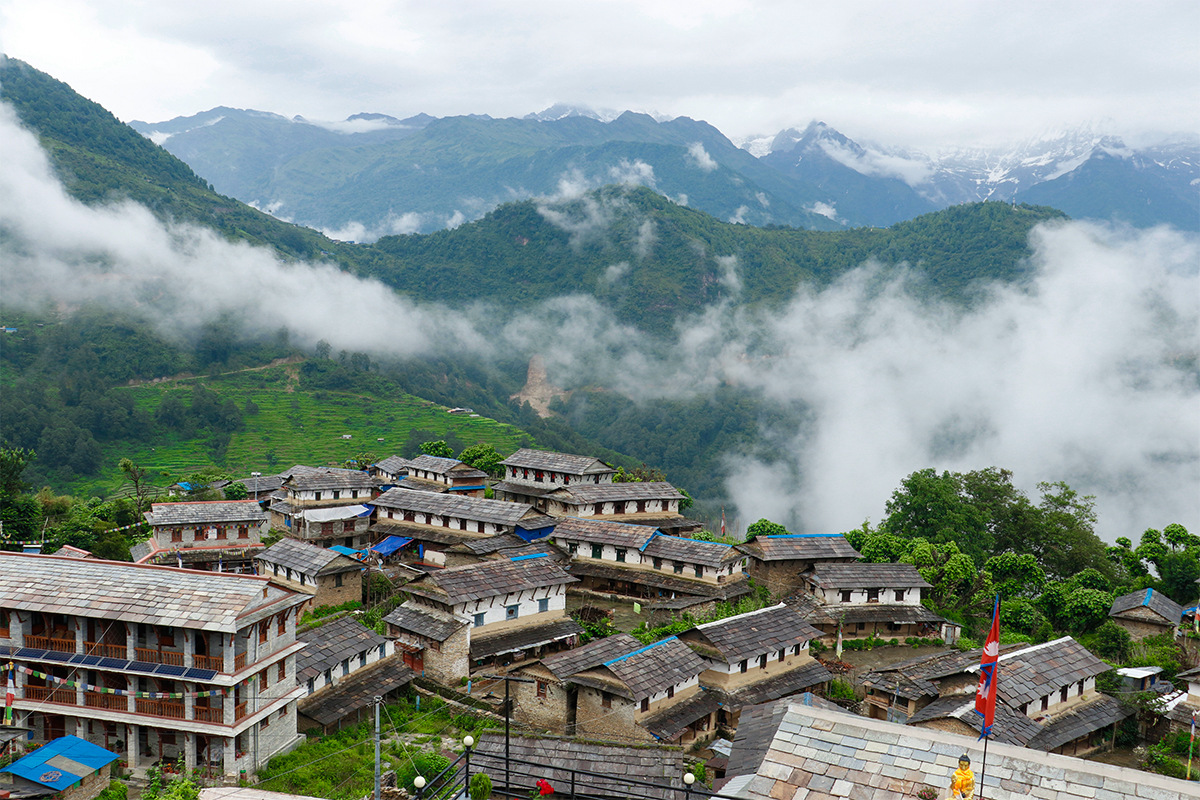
[1, 735, 118, 790]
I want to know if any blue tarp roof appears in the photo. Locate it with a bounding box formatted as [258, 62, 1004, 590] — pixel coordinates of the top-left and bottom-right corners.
[370, 535, 412, 556]
[1, 735, 119, 790]
[330, 545, 364, 558]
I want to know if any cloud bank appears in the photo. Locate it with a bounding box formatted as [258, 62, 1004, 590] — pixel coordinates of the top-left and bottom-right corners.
[2, 104, 1196, 541]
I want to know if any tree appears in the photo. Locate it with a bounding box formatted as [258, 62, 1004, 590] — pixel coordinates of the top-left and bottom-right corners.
[1163, 522, 1198, 551]
[457, 443, 503, 476]
[223, 481, 248, 500]
[613, 464, 667, 483]
[0, 445, 34, 497]
[746, 518, 789, 539]
[1092, 621, 1132, 662]
[420, 440, 455, 459]
[1036, 481, 1109, 581]
[315, 339, 331, 359]
[985, 552, 1046, 599]
[882, 469, 992, 564]
[1060, 588, 1113, 633]
[119, 458, 150, 513]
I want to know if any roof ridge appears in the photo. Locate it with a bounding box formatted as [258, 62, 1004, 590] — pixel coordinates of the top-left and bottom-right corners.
[696, 603, 787, 630]
[603, 635, 678, 666]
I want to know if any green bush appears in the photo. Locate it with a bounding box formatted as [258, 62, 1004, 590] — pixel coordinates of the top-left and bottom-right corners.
[96, 782, 128, 800]
[827, 679, 856, 701]
[469, 772, 493, 800]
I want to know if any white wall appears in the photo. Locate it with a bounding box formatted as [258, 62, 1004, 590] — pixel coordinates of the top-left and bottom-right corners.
[457, 584, 567, 628]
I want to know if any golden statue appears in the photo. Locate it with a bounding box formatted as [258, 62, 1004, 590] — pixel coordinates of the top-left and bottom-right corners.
[949, 754, 975, 800]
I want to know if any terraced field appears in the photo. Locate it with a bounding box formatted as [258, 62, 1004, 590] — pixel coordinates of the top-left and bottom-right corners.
[78, 364, 534, 496]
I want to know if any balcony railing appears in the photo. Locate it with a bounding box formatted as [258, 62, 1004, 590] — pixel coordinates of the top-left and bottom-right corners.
[234, 702, 248, 721]
[134, 648, 184, 667]
[84, 641, 127, 659]
[85, 692, 128, 711]
[234, 653, 247, 671]
[193, 705, 224, 723]
[25, 635, 75, 653]
[193, 654, 224, 672]
[135, 698, 185, 719]
[24, 686, 74, 704]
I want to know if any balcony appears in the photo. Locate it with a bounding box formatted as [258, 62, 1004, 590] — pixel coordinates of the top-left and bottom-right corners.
[234, 653, 247, 671]
[135, 698, 185, 719]
[193, 705, 224, 723]
[24, 685, 74, 704]
[25, 635, 75, 653]
[193, 654, 224, 672]
[234, 702, 248, 721]
[85, 641, 127, 659]
[134, 648, 184, 667]
[85, 692, 128, 711]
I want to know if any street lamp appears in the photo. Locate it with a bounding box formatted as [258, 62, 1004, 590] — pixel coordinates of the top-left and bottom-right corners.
[412, 775, 425, 799]
[463, 735, 474, 797]
[683, 771, 695, 798]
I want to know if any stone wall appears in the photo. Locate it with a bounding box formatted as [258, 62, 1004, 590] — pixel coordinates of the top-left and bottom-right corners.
[574, 686, 654, 743]
[511, 665, 572, 733]
[315, 570, 362, 608]
[424, 624, 470, 685]
[746, 560, 805, 597]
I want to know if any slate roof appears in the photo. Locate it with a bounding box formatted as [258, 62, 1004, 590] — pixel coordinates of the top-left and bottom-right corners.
[257, 537, 360, 576]
[1025, 694, 1134, 751]
[552, 517, 659, 547]
[538, 633, 644, 680]
[724, 660, 834, 709]
[472, 734, 685, 800]
[641, 690, 722, 740]
[687, 604, 823, 662]
[144, 500, 268, 526]
[807, 563, 931, 589]
[600, 636, 708, 700]
[567, 561, 752, 600]
[723, 702, 1195, 800]
[235, 474, 286, 494]
[469, 617, 583, 660]
[738, 534, 862, 563]
[0, 552, 304, 632]
[907, 693, 1045, 746]
[296, 616, 391, 682]
[491, 481, 557, 499]
[724, 699, 794, 778]
[382, 602, 466, 643]
[406, 455, 487, 479]
[985, 637, 1110, 708]
[861, 645, 1030, 701]
[548, 482, 684, 504]
[642, 534, 743, 568]
[394, 477, 449, 494]
[407, 558, 576, 605]
[371, 456, 412, 475]
[500, 449, 616, 475]
[797, 600, 948, 627]
[298, 658, 414, 727]
[368, 520, 484, 546]
[1109, 587, 1184, 623]
[374, 488, 539, 526]
[283, 468, 376, 491]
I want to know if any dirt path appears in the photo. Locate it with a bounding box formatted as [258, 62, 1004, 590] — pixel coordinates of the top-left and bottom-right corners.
[123, 355, 305, 387]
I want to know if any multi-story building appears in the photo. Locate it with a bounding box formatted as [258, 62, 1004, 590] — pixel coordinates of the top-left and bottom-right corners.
[267, 467, 379, 547]
[394, 455, 488, 497]
[541, 483, 688, 527]
[131, 501, 269, 572]
[493, 449, 617, 510]
[737, 533, 862, 596]
[382, 556, 580, 684]
[0, 553, 308, 776]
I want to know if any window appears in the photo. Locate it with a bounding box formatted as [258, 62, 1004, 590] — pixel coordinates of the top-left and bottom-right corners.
[591, 545, 603, 559]
[335, 573, 343, 588]
[1060, 686, 1068, 703]
[867, 588, 880, 602]
[673, 562, 684, 575]
[841, 590, 852, 603]
[321, 522, 334, 535]
[259, 669, 270, 690]
[602, 692, 612, 709]
[171, 529, 182, 542]
[193, 529, 204, 542]
[261, 715, 270, 729]
[360, 652, 367, 668]
[343, 520, 356, 533]
[1078, 680, 1085, 696]
[536, 681, 547, 699]
[474, 613, 486, 627]
[856, 622, 866, 631]
[568, 543, 578, 556]
[759, 654, 768, 670]
[694, 565, 703, 578]
[538, 598, 550, 613]
[667, 685, 674, 699]
[314, 492, 322, 501]
[278, 661, 286, 680]
[653, 557, 662, 570]
[639, 697, 648, 712]
[342, 660, 350, 677]
[277, 614, 286, 636]
[280, 704, 288, 716]
[259, 622, 268, 645]
[216, 527, 227, 540]
[1041, 696, 1049, 712]
[615, 548, 626, 563]
[739, 660, 748, 674]
[779, 649, 786, 663]
[895, 590, 905, 602]
[351, 490, 359, 499]
[307, 678, 314, 694]
[332, 490, 340, 500]
[506, 605, 519, 621]
[793, 644, 803, 656]
[239, 526, 249, 539]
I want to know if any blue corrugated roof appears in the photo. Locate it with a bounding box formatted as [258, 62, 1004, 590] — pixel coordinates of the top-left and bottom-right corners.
[370, 536, 411, 556]
[510, 553, 548, 561]
[1, 735, 118, 790]
[330, 545, 363, 558]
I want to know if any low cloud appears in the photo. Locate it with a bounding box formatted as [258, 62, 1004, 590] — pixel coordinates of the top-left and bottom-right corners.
[319, 211, 423, 243]
[687, 142, 719, 171]
[806, 201, 841, 222]
[819, 140, 933, 186]
[608, 159, 656, 189]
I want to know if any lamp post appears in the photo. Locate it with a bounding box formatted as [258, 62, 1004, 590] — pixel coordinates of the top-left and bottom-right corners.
[683, 771, 695, 799]
[463, 735, 474, 798]
[412, 775, 425, 799]
[482, 672, 534, 794]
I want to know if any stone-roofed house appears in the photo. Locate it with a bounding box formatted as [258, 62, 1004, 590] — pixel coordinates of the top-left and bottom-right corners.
[133, 500, 269, 572]
[542, 482, 688, 526]
[1167, 664, 1200, 733]
[294, 616, 410, 733]
[0, 552, 308, 776]
[254, 538, 363, 610]
[677, 604, 830, 733]
[737, 534, 862, 595]
[270, 467, 379, 547]
[370, 488, 556, 567]
[383, 557, 580, 684]
[396, 455, 487, 497]
[717, 700, 1196, 800]
[493, 448, 617, 511]
[1109, 587, 1184, 640]
[442, 534, 569, 568]
[368, 456, 412, 487]
[792, 562, 959, 644]
[552, 518, 750, 609]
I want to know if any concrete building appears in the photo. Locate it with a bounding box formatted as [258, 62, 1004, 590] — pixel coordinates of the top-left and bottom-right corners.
[0, 553, 307, 776]
[552, 517, 750, 606]
[383, 556, 581, 684]
[370, 488, 555, 567]
[1108, 587, 1184, 640]
[254, 538, 363, 610]
[393, 455, 487, 497]
[677, 604, 831, 734]
[132, 501, 269, 572]
[737, 534, 862, 596]
[493, 449, 617, 511]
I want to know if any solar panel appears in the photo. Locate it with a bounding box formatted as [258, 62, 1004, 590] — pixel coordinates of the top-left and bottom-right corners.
[128, 661, 158, 674]
[0, 645, 12, 656]
[16, 647, 45, 659]
[154, 664, 186, 677]
[43, 650, 72, 662]
[72, 654, 102, 666]
[183, 668, 218, 682]
[98, 657, 127, 670]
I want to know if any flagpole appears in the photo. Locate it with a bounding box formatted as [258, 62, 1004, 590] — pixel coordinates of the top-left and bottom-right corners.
[978, 735, 989, 800]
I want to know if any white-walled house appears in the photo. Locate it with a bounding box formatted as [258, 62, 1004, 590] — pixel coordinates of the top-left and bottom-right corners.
[268, 467, 379, 548]
[133, 501, 269, 572]
[395, 455, 488, 497]
[493, 449, 616, 510]
[542, 483, 686, 523]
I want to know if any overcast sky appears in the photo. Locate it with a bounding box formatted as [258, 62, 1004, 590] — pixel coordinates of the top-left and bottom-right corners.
[2, 0, 1197, 149]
